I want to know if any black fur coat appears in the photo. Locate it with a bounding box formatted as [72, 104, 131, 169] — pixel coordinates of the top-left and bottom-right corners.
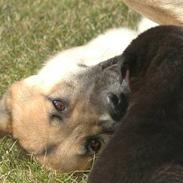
[88, 25, 183, 183]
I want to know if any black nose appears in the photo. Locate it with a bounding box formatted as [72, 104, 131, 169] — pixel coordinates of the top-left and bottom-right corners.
[106, 92, 128, 121]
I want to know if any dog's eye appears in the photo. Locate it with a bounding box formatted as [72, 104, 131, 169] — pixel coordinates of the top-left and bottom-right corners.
[52, 99, 66, 111]
[85, 137, 102, 154]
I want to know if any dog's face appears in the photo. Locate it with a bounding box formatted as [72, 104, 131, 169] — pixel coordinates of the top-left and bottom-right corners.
[0, 58, 129, 171]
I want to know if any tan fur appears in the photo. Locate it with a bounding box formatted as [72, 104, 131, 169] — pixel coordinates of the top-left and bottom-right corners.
[123, 0, 183, 26]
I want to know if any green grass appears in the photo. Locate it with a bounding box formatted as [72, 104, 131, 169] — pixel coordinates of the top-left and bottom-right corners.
[0, 0, 139, 182]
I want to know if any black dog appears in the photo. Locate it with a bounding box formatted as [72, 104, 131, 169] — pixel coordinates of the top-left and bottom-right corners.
[88, 25, 183, 183]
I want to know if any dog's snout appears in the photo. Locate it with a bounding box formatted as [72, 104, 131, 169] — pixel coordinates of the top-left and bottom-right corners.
[106, 92, 128, 121]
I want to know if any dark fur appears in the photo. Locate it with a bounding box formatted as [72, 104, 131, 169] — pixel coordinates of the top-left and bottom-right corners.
[88, 25, 183, 183]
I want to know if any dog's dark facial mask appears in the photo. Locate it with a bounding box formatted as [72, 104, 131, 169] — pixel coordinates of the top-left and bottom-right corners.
[0, 56, 129, 172]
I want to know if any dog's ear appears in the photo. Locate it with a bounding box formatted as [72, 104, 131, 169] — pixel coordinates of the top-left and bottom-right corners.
[0, 77, 41, 137]
[0, 87, 13, 136]
[0, 79, 34, 137]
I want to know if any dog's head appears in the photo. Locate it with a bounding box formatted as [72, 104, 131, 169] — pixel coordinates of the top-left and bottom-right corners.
[0, 56, 129, 171]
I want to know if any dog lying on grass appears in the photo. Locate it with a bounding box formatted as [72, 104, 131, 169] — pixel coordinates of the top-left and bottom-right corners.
[88, 25, 183, 183]
[1, 20, 149, 172]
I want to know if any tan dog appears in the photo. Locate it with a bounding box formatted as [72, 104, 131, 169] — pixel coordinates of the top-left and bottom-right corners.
[0, 27, 138, 172]
[123, 0, 183, 25]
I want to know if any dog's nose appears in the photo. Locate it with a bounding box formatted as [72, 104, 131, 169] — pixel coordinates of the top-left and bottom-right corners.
[106, 92, 128, 121]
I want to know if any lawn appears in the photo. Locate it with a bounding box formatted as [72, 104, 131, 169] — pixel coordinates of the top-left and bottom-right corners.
[0, 0, 139, 182]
